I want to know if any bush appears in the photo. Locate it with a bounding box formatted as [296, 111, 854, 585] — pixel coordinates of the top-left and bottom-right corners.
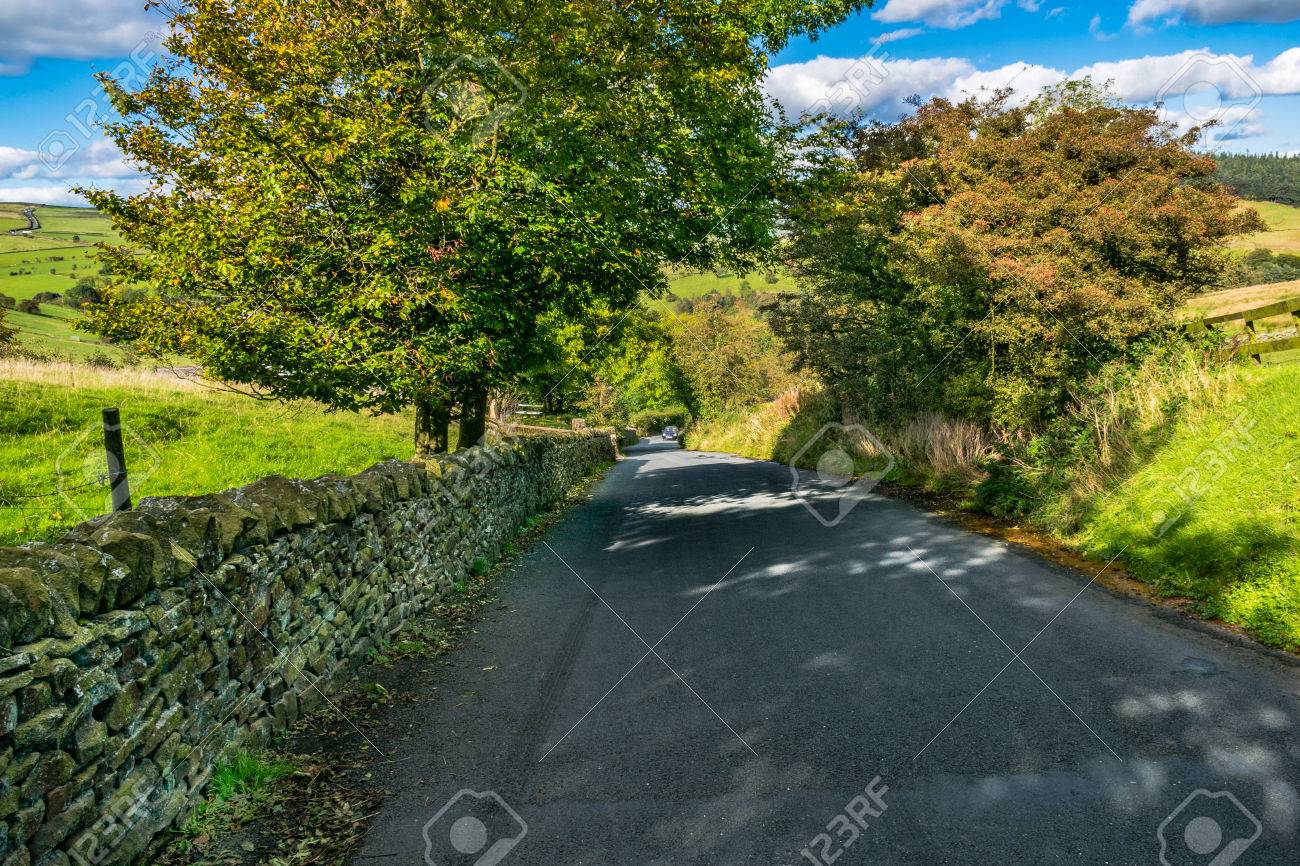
[32, 292, 62, 303]
[83, 351, 120, 369]
[629, 404, 691, 434]
[16, 299, 41, 314]
[0, 294, 14, 309]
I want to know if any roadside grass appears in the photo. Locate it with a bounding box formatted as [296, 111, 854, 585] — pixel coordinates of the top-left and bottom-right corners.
[1070, 362, 1300, 650]
[0, 361, 420, 546]
[171, 752, 297, 849]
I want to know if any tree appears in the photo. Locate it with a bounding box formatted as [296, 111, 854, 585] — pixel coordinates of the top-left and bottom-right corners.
[671, 298, 791, 416]
[0, 310, 16, 347]
[81, 0, 866, 452]
[773, 81, 1262, 430]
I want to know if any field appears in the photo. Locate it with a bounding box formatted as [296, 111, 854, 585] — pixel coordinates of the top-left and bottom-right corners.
[0, 360, 424, 547]
[664, 266, 799, 299]
[1230, 199, 1300, 253]
[0, 202, 131, 361]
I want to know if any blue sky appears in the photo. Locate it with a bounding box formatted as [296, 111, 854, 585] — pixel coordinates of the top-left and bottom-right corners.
[2, 0, 1299, 205]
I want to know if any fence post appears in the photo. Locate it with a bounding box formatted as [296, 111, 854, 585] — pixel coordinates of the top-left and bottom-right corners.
[102, 407, 132, 512]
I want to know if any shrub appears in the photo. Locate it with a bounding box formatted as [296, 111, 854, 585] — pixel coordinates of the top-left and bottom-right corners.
[83, 351, 119, 369]
[16, 299, 40, 314]
[0, 294, 14, 309]
[32, 292, 62, 303]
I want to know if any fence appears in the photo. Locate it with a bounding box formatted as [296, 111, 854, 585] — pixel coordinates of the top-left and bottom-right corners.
[1190, 294, 1300, 365]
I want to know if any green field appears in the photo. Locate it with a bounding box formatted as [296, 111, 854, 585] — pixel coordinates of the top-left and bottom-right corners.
[1231, 199, 1300, 253]
[664, 266, 799, 300]
[0, 202, 132, 361]
[0, 360, 423, 547]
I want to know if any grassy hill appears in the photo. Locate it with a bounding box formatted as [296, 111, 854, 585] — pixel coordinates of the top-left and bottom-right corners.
[0, 359, 423, 547]
[0, 203, 130, 361]
[1231, 199, 1300, 254]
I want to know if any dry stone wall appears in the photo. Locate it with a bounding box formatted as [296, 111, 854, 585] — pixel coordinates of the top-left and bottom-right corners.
[0, 432, 614, 866]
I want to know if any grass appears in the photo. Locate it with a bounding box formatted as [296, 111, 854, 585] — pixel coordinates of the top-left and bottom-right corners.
[664, 265, 799, 300]
[0, 360, 422, 547]
[1071, 362, 1300, 650]
[0, 202, 130, 361]
[1230, 200, 1300, 254]
[174, 751, 297, 847]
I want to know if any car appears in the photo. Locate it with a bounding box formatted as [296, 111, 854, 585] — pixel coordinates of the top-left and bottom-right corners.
[661, 425, 678, 440]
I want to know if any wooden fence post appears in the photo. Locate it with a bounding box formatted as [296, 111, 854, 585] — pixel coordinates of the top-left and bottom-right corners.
[102, 407, 132, 512]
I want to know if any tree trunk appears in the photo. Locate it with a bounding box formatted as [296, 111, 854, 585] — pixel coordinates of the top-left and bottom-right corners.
[457, 385, 489, 449]
[414, 397, 450, 455]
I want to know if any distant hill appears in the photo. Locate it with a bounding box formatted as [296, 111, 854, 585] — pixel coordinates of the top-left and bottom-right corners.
[0, 204, 128, 361]
[1212, 153, 1300, 207]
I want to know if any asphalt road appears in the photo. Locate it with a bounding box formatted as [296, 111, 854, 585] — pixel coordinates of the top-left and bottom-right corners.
[349, 439, 1299, 865]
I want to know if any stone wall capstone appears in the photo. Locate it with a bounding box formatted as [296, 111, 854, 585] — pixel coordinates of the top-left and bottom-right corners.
[0, 431, 614, 866]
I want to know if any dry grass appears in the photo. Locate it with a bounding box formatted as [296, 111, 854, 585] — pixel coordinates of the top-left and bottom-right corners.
[0, 357, 207, 393]
[890, 412, 995, 482]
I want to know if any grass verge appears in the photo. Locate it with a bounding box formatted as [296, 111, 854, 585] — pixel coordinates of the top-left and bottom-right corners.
[0, 360, 420, 546]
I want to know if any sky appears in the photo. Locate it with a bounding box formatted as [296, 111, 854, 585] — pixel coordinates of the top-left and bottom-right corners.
[1, 0, 1299, 206]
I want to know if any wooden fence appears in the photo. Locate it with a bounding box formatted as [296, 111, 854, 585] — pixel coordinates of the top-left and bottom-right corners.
[1190, 294, 1300, 365]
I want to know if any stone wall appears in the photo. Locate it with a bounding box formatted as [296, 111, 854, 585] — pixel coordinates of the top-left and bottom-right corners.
[0, 432, 614, 866]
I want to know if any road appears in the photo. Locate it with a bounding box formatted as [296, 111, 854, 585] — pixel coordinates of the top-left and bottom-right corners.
[349, 439, 1299, 865]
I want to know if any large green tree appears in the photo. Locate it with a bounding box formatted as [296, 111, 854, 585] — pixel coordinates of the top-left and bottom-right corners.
[81, 0, 865, 452]
[772, 81, 1262, 430]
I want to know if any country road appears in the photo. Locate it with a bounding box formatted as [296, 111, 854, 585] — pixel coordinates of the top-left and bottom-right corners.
[349, 439, 1299, 865]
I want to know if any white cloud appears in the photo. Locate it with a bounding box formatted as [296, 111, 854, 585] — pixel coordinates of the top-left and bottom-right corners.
[1128, 0, 1300, 27]
[0, 138, 145, 205]
[0, 0, 163, 74]
[764, 46, 1300, 145]
[1090, 15, 1120, 40]
[873, 0, 1009, 28]
[873, 28, 926, 44]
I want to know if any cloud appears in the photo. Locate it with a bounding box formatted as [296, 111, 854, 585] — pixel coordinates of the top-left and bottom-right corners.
[872, 0, 1009, 28]
[873, 28, 926, 44]
[0, 138, 145, 205]
[1090, 14, 1120, 40]
[1127, 0, 1300, 27]
[0, 0, 163, 74]
[764, 46, 1300, 144]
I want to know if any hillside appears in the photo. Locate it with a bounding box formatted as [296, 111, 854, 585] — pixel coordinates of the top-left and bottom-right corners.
[1230, 199, 1300, 254]
[0, 203, 130, 360]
